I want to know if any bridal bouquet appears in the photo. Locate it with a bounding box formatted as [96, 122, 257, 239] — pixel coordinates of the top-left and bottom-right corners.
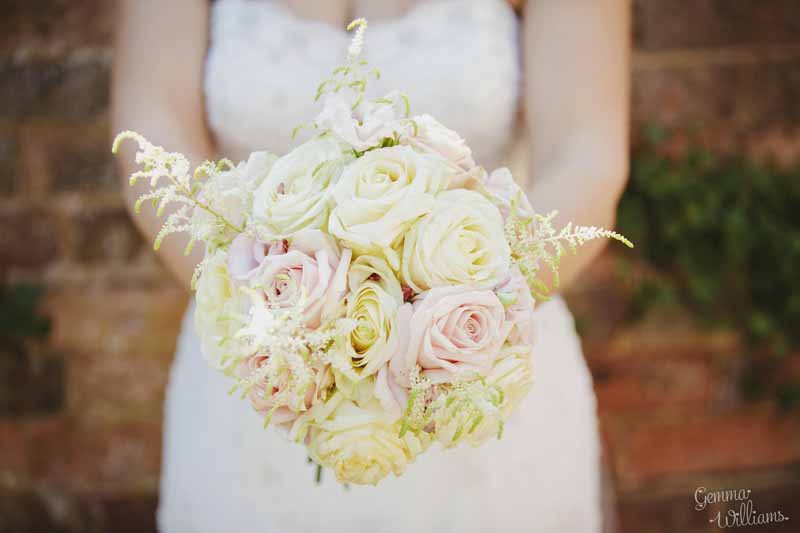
[114, 20, 630, 485]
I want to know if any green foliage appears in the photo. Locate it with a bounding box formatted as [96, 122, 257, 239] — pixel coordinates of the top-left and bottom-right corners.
[0, 283, 51, 352]
[618, 129, 800, 407]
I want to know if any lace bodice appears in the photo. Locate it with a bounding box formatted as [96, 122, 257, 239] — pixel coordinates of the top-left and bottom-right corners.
[205, 0, 521, 169]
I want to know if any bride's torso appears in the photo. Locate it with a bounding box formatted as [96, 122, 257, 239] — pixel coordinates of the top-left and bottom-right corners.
[205, 0, 523, 173]
[159, 5, 603, 530]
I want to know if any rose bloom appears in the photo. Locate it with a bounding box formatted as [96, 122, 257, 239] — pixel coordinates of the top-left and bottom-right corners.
[194, 251, 252, 372]
[307, 398, 430, 485]
[253, 136, 350, 239]
[401, 189, 510, 292]
[486, 346, 534, 417]
[235, 354, 333, 427]
[337, 256, 405, 381]
[315, 91, 407, 152]
[389, 285, 512, 387]
[495, 264, 537, 346]
[226, 228, 351, 328]
[235, 354, 313, 425]
[328, 145, 449, 269]
[482, 167, 534, 220]
[193, 151, 276, 247]
[403, 114, 479, 187]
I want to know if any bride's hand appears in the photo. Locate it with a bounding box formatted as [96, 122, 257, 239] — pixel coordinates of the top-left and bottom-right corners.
[112, 0, 215, 288]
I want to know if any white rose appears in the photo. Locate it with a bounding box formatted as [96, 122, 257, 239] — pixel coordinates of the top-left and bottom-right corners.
[328, 145, 449, 269]
[194, 251, 252, 372]
[486, 345, 534, 417]
[253, 136, 350, 239]
[307, 397, 430, 485]
[315, 91, 408, 152]
[193, 151, 276, 247]
[401, 189, 510, 292]
[334, 256, 404, 381]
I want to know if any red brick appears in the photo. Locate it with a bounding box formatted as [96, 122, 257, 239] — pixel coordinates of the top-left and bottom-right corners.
[0, 122, 18, 196]
[633, 59, 800, 159]
[0, 345, 65, 416]
[0, 487, 158, 533]
[595, 356, 716, 417]
[69, 207, 144, 265]
[0, 59, 109, 119]
[634, 0, 800, 51]
[45, 287, 187, 360]
[20, 115, 116, 193]
[0, 420, 34, 484]
[0, 0, 114, 58]
[44, 287, 187, 426]
[29, 418, 162, 490]
[609, 409, 800, 491]
[0, 208, 62, 271]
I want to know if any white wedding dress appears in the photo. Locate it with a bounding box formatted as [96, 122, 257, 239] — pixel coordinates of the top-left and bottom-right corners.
[158, 1, 603, 531]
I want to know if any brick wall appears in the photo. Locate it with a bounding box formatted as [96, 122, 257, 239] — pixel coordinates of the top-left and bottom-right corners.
[1, 1, 799, 532]
[571, 1, 800, 530]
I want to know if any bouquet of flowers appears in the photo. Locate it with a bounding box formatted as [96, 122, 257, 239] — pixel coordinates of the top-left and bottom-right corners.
[114, 20, 630, 486]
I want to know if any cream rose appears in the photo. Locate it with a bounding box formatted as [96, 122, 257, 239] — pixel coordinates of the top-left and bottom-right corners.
[307, 397, 430, 485]
[315, 91, 407, 152]
[194, 251, 252, 372]
[226, 229, 351, 328]
[486, 346, 534, 416]
[328, 145, 449, 269]
[253, 136, 350, 238]
[401, 189, 510, 292]
[335, 256, 404, 381]
[389, 285, 512, 387]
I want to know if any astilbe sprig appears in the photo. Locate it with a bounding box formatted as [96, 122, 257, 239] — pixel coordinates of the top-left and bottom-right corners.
[398, 366, 433, 437]
[315, 18, 379, 106]
[112, 131, 245, 254]
[294, 18, 410, 145]
[505, 208, 633, 300]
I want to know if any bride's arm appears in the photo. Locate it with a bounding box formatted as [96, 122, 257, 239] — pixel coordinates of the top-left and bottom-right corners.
[523, 0, 630, 291]
[112, 0, 215, 288]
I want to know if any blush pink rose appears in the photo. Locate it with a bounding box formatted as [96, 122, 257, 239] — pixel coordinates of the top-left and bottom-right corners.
[483, 167, 534, 220]
[389, 285, 512, 387]
[226, 229, 351, 328]
[236, 354, 330, 426]
[495, 265, 537, 346]
[315, 91, 407, 152]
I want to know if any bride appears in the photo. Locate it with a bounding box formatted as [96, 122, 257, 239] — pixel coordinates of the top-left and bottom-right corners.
[112, 1, 629, 531]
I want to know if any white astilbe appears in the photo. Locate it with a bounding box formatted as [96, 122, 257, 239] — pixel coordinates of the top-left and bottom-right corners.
[112, 131, 245, 259]
[308, 19, 380, 116]
[398, 366, 434, 437]
[505, 208, 633, 300]
[346, 18, 367, 61]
